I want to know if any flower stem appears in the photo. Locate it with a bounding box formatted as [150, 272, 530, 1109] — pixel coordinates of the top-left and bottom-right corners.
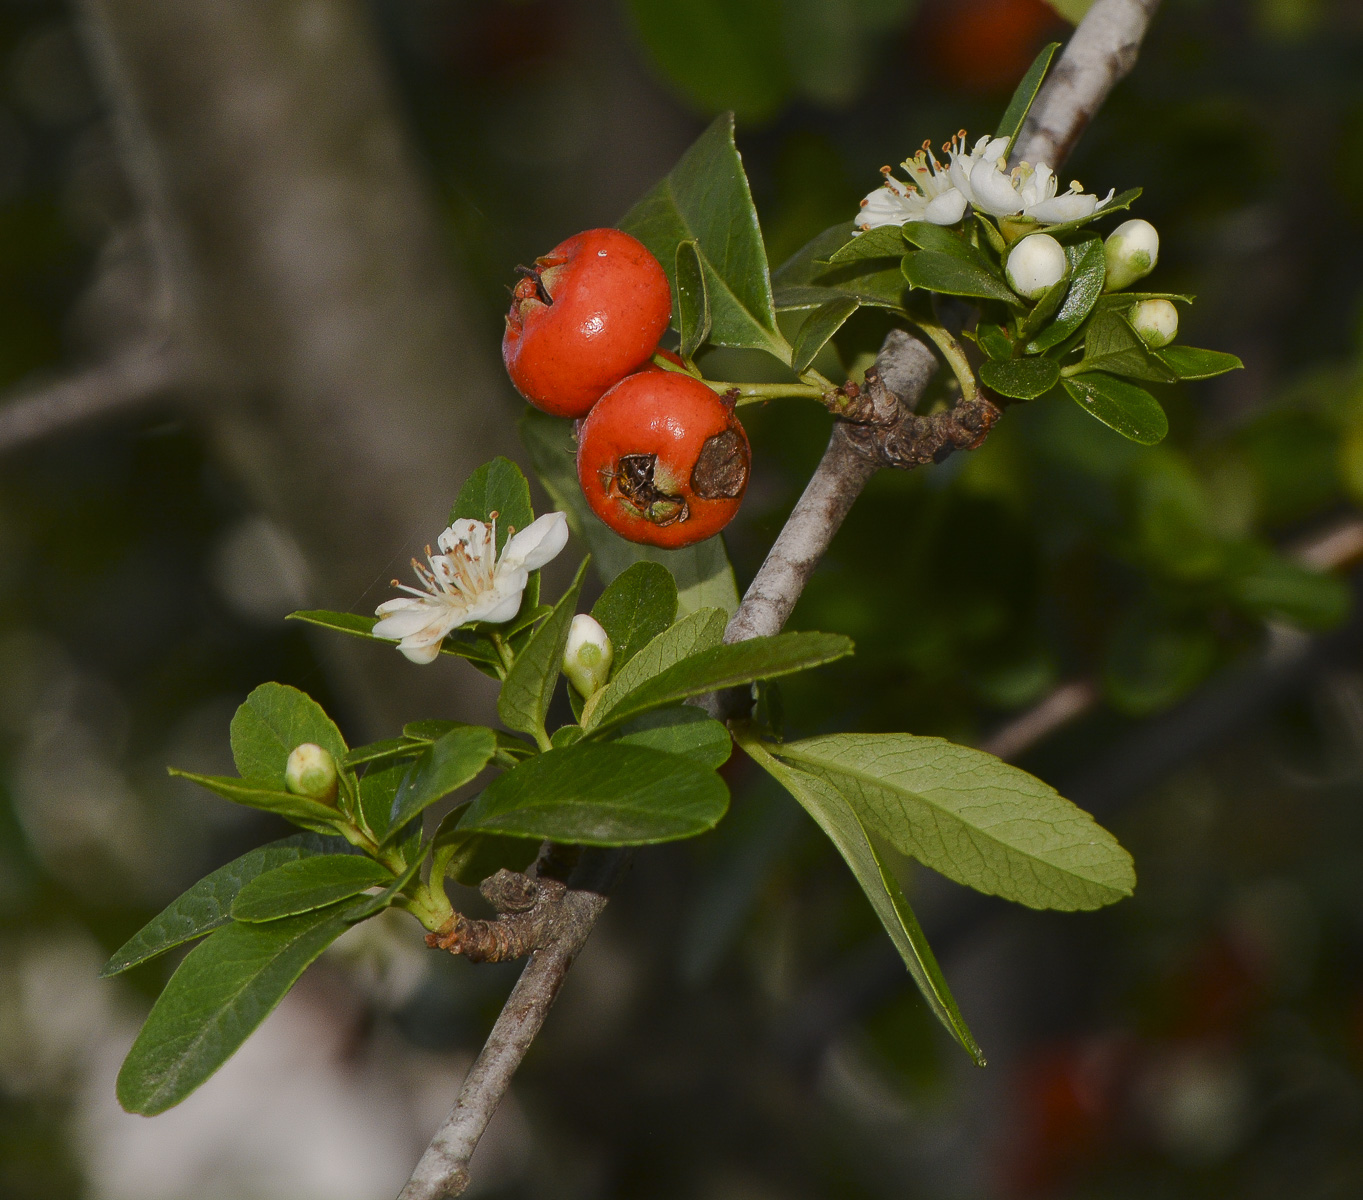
[649, 350, 830, 405]
[488, 631, 515, 678]
[907, 317, 979, 402]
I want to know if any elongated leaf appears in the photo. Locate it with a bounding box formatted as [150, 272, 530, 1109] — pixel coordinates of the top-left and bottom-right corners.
[1032, 187, 1142, 241]
[771, 733, 1135, 911]
[1063, 373, 1168, 445]
[431, 812, 539, 887]
[1095, 291, 1194, 310]
[117, 906, 351, 1114]
[404, 720, 535, 763]
[614, 706, 733, 769]
[736, 729, 983, 1064]
[357, 757, 406, 841]
[1157, 345, 1244, 380]
[521, 408, 741, 617]
[229, 683, 347, 792]
[996, 42, 1060, 157]
[343, 850, 427, 922]
[498, 558, 588, 742]
[1026, 237, 1106, 354]
[385, 725, 498, 843]
[1016, 273, 1069, 340]
[459, 742, 728, 845]
[773, 222, 856, 288]
[450, 457, 534, 553]
[101, 834, 351, 977]
[900, 222, 998, 273]
[591, 560, 679, 672]
[287, 609, 505, 675]
[791, 296, 860, 374]
[976, 323, 1014, 361]
[232, 856, 394, 922]
[168, 769, 340, 833]
[980, 357, 1060, 400]
[675, 239, 711, 359]
[288, 609, 388, 642]
[589, 630, 854, 733]
[621, 113, 783, 355]
[1074, 309, 1178, 383]
[341, 738, 418, 769]
[581, 607, 728, 729]
[826, 224, 908, 264]
[902, 251, 1020, 305]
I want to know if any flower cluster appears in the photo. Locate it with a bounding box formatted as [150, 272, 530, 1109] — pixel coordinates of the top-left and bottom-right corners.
[857, 132, 1114, 233]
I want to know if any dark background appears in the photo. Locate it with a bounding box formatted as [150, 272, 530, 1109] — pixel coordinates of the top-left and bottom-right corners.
[5, 0, 1363, 1197]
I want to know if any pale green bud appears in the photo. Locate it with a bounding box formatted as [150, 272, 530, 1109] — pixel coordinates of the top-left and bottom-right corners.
[285, 742, 338, 804]
[563, 613, 613, 698]
[1006, 233, 1068, 302]
[1104, 218, 1159, 291]
[1129, 298, 1178, 348]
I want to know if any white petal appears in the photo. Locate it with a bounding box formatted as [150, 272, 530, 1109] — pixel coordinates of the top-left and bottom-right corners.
[471, 588, 525, 626]
[500, 512, 569, 572]
[969, 161, 1023, 216]
[947, 156, 975, 202]
[1026, 193, 1098, 224]
[437, 518, 484, 554]
[923, 188, 968, 225]
[375, 602, 456, 641]
[398, 639, 444, 665]
[981, 136, 1010, 165]
[857, 183, 924, 230]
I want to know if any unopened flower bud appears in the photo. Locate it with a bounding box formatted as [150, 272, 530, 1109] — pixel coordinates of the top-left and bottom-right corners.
[1129, 298, 1179, 348]
[285, 743, 338, 804]
[1104, 218, 1159, 291]
[563, 613, 613, 698]
[1006, 233, 1068, 301]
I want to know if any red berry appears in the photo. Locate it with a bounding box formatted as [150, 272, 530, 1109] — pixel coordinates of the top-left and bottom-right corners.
[576, 371, 750, 548]
[502, 228, 672, 418]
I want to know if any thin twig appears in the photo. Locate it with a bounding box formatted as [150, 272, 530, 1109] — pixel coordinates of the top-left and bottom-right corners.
[400, 2, 1166, 1194]
[0, 341, 182, 456]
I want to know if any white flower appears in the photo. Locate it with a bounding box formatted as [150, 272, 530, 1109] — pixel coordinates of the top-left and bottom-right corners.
[1104, 218, 1160, 291]
[563, 613, 613, 698]
[1006, 233, 1068, 301]
[1129, 298, 1178, 347]
[946, 132, 1114, 223]
[374, 511, 569, 664]
[856, 139, 968, 232]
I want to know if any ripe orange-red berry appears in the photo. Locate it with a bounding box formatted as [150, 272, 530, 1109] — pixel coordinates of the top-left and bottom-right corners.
[502, 228, 672, 418]
[576, 371, 750, 548]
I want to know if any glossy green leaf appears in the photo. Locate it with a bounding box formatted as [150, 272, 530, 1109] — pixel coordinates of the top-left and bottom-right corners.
[621, 113, 783, 355]
[995, 42, 1060, 157]
[168, 769, 340, 834]
[791, 296, 860, 374]
[459, 742, 729, 845]
[900, 222, 999, 273]
[588, 630, 854, 733]
[770, 732, 1135, 911]
[404, 720, 535, 764]
[1074, 309, 1178, 383]
[341, 738, 418, 769]
[228, 683, 347, 792]
[1156, 345, 1244, 380]
[521, 408, 741, 617]
[343, 851, 426, 922]
[231, 855, 394, 922]
[1063, 373, 1168, 445]
[431, 810, 539, 888]
[980, 357, 1061, 400]
[674, 239, 712, 359]
[902, 251, 1020, 305]
[976, 323, 1015, 361]
[385, 725, 499, 843]
[1008, 188, 1143, 244]
[825, 224, 908, 264]
[450, 457, 534, 553]
[355, 758, 404, 841]
[288, 609, 388, 642]
[736, 729, 983, 1064]
[591, 560, 679, 672]
[1026, 237, 1106, 354]
[498, 558, 588, 743]
[117, 906, 351, 1114]
[101, 834, 352, 977]
[614, 706, 733, 769]
[1016, 272, 1069, 340]
[581, 607, 728, 729]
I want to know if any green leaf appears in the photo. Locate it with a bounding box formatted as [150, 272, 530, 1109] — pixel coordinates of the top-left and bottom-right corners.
[356, 758, 406, 841]
[620, 113, 783, 356]
[100, 834, 351, 977]
[1026, 237, 1106, 354]
[975, 323, 1014, 361]
[614, 706, 733, 769]
[342, 851, 427, 922]
[450, 457, 534, 554]
[231, 855, 394, 922]
[341, 738, 419, 769]
[288, 609, 388, 642]
[498, 558, 589, 743]
[1228, 553, 1350, 629]
[1044, 0, 1094, 21]
[995, 42, 1061, 157]
[168, 769, 340, 833]
[228, 683, 347, 792]
[1095, 291, 1194, 310]
[826, 224, 908, 264]
[980, 357, 1060, 400]
[521, 408, 741, 617]
[675, 239, 712, 359]
[791, 296, 860, 374]
[403, 720, 535, 763]
[1073, 309, 1179, 383]
[1062, 373, 1168, 445]
[902, 251, 1020, 305]
[385, 725, 499, 843]
[117, 906, 351, 1114]
[736, 729, 983, 1064]
[1016, 273, 1069, 341]
[581, 607, 728, 729]
[900, 222, 999, 273]
[1156, 345, 1244, 380]
[588, 630, 854, 733]
[432, 812, 539, 887]
[769, 733, 1136, 911]
[459, 742, 728, 845]
[591, 560, 679, 672]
